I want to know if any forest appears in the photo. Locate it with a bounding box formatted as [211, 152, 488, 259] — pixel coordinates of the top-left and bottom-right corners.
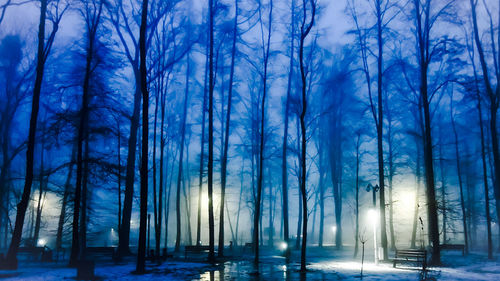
[0, 0, 500, 280]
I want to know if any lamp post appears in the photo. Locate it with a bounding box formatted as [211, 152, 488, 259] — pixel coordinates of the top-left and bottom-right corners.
[366, 183, 379, 264]
[366, 183, 379, 207]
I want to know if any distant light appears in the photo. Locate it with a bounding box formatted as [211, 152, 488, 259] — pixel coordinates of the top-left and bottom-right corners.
[280, 242, 288, 250]
[331, 226, 337, 233]
[37, 239, 46, 247]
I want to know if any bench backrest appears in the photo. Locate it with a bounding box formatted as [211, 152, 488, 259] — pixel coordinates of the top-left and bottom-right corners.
[440, 244, 464, 249]
[395, 250, 426, 258]
[185, 246, 210, 251]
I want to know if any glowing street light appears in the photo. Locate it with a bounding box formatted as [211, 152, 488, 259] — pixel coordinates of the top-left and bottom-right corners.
[37, 238, 46, 247]
[280, 242, 288, 251]
[331, 225, 337, 233]
[367, 208, 379, 265]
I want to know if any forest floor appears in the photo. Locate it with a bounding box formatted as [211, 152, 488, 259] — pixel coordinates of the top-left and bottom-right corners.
[0, 246, 499, 280]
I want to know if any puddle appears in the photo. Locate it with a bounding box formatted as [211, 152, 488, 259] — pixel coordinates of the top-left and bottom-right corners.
[196, 260, 339, 281]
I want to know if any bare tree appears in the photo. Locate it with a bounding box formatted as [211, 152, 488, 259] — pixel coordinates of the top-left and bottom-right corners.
[218, 0, 238, 257]
[298, 0, 315, 272]
[469, 0, 500, 249]
[136, 0, 149, 273]
[2, 0, 66, 270]
[253, 0, 273, 264]
[207, 0, 216, 263]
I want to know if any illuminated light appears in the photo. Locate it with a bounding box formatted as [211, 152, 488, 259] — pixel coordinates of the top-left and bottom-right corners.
[37, 239, 46, 247]
[331, 225, 337, 233]
[280, 242, 288, 250]
[202, 193, 209, 207]
[399, 191, 415, 208]
[367, 208, 378, 223]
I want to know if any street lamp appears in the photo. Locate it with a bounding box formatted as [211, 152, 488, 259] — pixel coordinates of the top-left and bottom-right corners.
[366, 183, 379, 207]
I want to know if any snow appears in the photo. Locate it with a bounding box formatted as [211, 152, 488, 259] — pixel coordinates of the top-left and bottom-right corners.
[1, 250, 499, 280]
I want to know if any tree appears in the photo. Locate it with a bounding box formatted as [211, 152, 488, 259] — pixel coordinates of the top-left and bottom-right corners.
[410, 0, 457, 265]
[0, 34, 29, 249]
[2, 0, 66, 270]
[282, 0, 296, 257]
[465, 29, 493, 258]
[469, 0, 500, 248]
[207, 0, 216, 263]
[253, 0, 273, 264]
[449, 90, 469, 254]
[347, 0, 398, 259]
[136, 0, 149, 273]
[70, 0, 104, 266]
[105, 0, 172, 256]
[298, 0, 315, 271]
[175, 52, 190, 252]
[218, 0, 238, 257]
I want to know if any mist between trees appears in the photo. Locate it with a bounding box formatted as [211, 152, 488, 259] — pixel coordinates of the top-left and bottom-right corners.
[0, 0, 499, 272]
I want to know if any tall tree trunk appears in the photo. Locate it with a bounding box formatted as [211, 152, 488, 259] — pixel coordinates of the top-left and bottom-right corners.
[33, 132, 46, 246]
[298, 0, 315, 271]
[235, 166, 244, 246]
[80, 136, 90, 258]
[414, 0, 440, 265]
[196, 36, 209, 247]
[353, 133, 361, 258]
[318, 147, 325, 247]
[207, 0, 216, 263]
[117, 121, 122, 233]
[438, 128, 447, 243]
[218, 0, 238, 257]
[473, 57, 493, 258]
[385, 100, 395, 251]
[175, 54, 190, 252]
[56, 147, 76, 253]
[119, 70, 141, 257]
[282, 0, 295, 257]
[375, 0, 388, 261]
[450, 97, 469, 254]
[253, 0, 273, 264]
[136, 0, 149, 273]
[71, 3, 102, 263]
[411, 133, 421, 249]
[296, 119, 302, 250]
[152, 71, 159, 260]
[470, 0, 500, 251]
[158, 63, 167, 253]
[4, 0, 48, 269]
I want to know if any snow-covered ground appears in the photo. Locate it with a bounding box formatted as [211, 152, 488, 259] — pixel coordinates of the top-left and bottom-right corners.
[1, 248, 499, 280]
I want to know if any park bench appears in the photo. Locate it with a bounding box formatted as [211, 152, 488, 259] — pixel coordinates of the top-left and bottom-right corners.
[440, 244, 465, 255]
[243, 242, 253, 253]
[393, 249, 427, 270]
[184, 245, 211, 259]
[86, 247, 116, 259]
[18, 247, 44, 260]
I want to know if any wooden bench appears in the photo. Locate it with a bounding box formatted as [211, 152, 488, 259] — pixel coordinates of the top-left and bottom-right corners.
[18, 247, 44, 260]
[243, 242, 253, 253]
[184, 245, 211, 259]
[440, 244, 465, 255]
[393, 249, 427, 269]
[86, 247, 116, 259]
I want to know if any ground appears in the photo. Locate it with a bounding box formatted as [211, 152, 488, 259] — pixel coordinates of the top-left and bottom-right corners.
[0, 246, 499, 280]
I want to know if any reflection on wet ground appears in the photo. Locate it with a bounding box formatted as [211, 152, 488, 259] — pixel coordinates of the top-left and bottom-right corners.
[197, 259, 340, 281]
